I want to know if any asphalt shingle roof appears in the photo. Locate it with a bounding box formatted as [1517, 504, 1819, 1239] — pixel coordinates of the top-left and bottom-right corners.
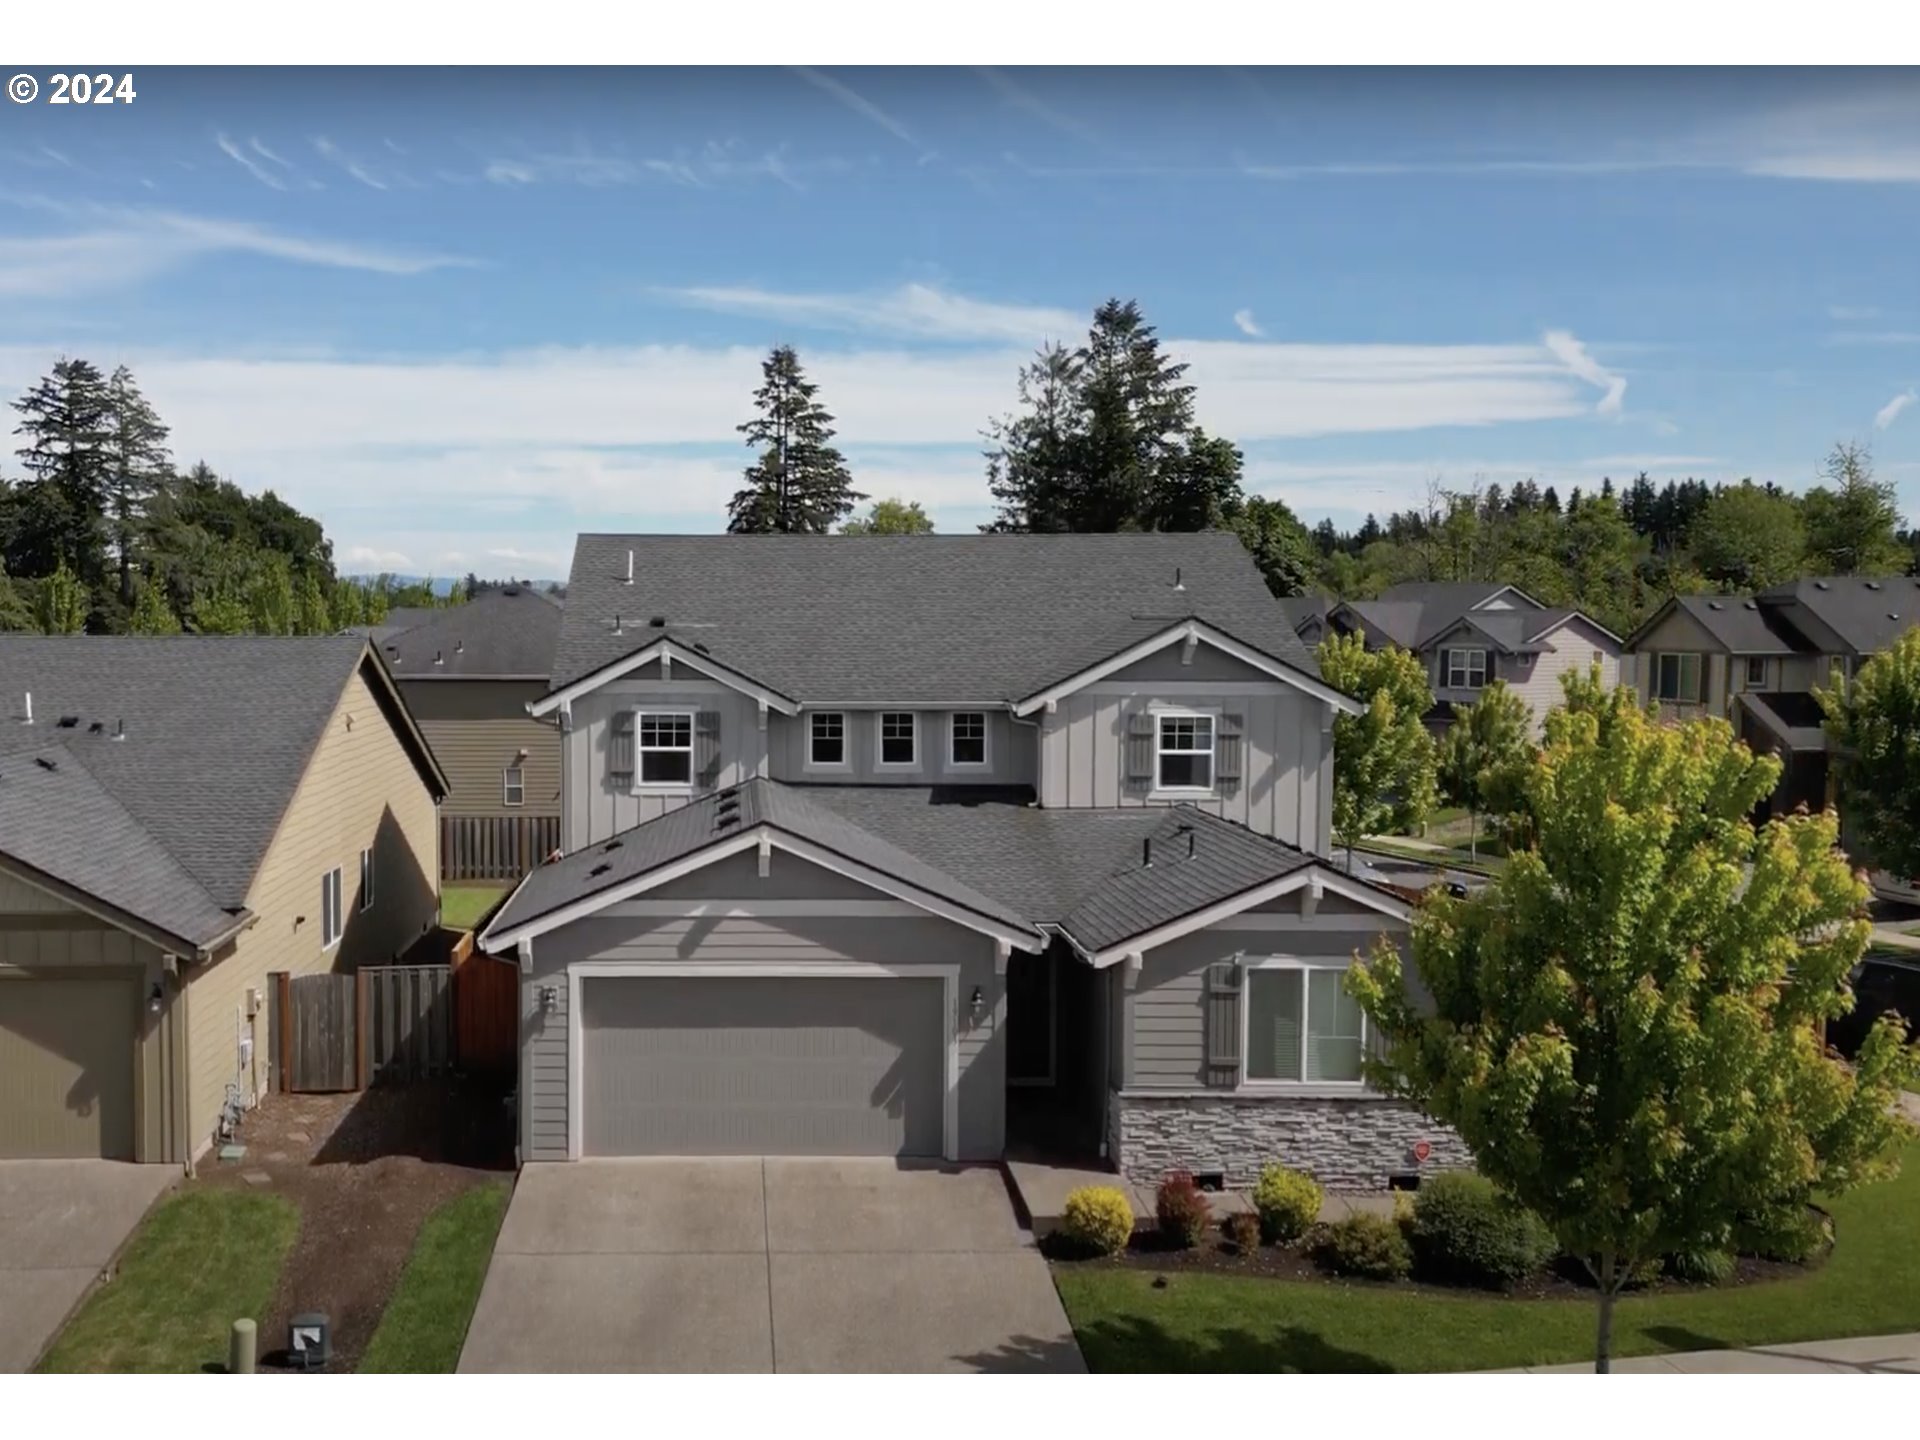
[1667, 594, 1809, 655]
[548, 533, 1321, 705]
[487, 780, 1344, 955]
[1757, 577, 1920, 657]
[380, 585, 563, 679]
[0, 636, 439, 949]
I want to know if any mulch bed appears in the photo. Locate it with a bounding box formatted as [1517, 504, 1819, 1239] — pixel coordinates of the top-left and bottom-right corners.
[1045, 1226, 1821, 1299]
[198, 1076, 513, 1373]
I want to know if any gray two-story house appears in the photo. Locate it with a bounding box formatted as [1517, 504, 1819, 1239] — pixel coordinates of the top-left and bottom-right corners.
[1285, 581, 1623, 737]
[479, 533, 1460, 1189]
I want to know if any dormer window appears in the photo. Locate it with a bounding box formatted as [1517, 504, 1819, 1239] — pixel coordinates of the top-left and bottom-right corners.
[877, 712, 918, 769]
[1443, 648, 1487, 689]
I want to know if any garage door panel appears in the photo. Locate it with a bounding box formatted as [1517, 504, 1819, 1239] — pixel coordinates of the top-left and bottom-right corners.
[582, 976, 944, 1157]
[0, 977, 137, 1160]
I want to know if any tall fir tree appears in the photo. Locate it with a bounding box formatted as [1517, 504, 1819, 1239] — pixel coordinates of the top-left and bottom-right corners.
[727, 346, 862, 534]
[983, 342, 1084, 532]
[12, 358, 114, 595]
[102, 365, 173, 612]
[1802, 441, 1907, 576]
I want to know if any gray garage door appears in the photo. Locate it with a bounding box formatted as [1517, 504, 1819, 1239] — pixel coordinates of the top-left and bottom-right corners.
[581, 976, 945, 1157]
[0, 976, 137, 1160]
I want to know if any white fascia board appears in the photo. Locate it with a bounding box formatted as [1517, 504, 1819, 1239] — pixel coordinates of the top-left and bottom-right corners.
[1528, 609, 1626, 648]
[529, 639, 798, 718]
[1083, 863, 1411, 968]
[1013, 620, 1363, 718]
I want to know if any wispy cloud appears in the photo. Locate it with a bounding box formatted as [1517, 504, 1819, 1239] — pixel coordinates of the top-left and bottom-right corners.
[0, 195, 474, 296]
[1232, 308, 1264, 338]
[976, 69, 1104, 149]
[312, 136, 394, 191]
[792, 68, 931, 161]
[216, 133, 289, 190]
[481, 140, 824, 192]
[651, 282, 1082, 345]
[1875, 389, 1917, 430]
[1541, 329, 1627, 416]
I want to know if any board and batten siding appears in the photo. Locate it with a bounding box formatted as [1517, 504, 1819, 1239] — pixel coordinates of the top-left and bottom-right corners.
[1036, 684, 1331, 853]
[766, 708, 1035, 789]
[520, 904, 1006, 1163]
[186, 663, 442, 1153]
[399, 679, 559, 817]
[563, 668, 764, 851]
[0, 871, 185, 1163]
[1124, 907, 1408, 1091]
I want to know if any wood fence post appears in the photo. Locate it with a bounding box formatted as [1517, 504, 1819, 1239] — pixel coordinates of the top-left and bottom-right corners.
[276, 973, 292, 1093]
[355, 967, 369, 1090]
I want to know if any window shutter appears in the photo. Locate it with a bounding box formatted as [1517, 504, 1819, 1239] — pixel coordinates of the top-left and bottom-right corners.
[608, 710, 634, 785]
[1125, 711, 1157, 788]
[1203, 959, 1241, 1087]
[695, 710, 723, 785]
[1217, 712, 1244, 784]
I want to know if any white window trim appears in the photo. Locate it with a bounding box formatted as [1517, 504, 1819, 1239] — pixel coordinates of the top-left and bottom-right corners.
[1151, 706, 1216, 798]
[1444, 647, 1488, 689]
[947, 711, 991, 771]
[1237, 955, 1370, 1094]
[320, 866, 343, 952]
[565, 960, 961, 1162]
[875, 710, 920, 771]
[358, 848, 375, 914]
[503, 765, 526, 807]
[805, 710, 851, 773]
[633, 706, 697, 794]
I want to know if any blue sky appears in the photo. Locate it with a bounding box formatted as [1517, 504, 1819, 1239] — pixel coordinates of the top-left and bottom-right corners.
[2, 66, 1918, 577]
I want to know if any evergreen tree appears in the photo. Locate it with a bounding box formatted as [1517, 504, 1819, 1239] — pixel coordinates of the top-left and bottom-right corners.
[1145, 427, 1245, 532]
[102, 365, 172, 610]
[127, 580, 182, 635]
[1803, 441, 1907, 575]
[34, 559, 88, 634]
[984, 343, 1084, 532]
[11, 358, 114, 591]
[1232, 495, 1317, 598]
[0, 560, 31, 632]
[727, 346, 862, 534]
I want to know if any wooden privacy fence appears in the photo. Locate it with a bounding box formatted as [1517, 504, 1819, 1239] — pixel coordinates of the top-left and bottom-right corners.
[442, 813, 559, 883]
[274, 952, 516, 1093]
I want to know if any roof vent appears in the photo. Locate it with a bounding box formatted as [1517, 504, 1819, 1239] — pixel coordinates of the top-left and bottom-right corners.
[588, 862, 611, 878]
[1707, 600, 1723, 610]
[454, 640, 465, 653]
[625, 549, 635, 585]
[601, 838, 623, 853]
[612, 614, 624, 636]
[113, 719, 125, 742]
[716, 786, 740, 801]
[1814, 580, 1831, 590]
[1743, 601, 1758, 610]
[433, 651, 444, 666]
[693, 641, 710, 655]
[1890, 613, 1901, 621]
[88, 720, 104, 734]
[1173, 566, 1185, 592]
[56, 715, 79, 729]
[648, 616, 667, 629]
[1142, 836, 1153, 868]
[715, 812, 741, 830]
[34, 756, 55, 772]
[1866, 580, 1883, 591]
[20, 692, 30, 725]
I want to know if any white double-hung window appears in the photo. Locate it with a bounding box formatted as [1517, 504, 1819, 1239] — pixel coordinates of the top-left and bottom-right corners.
[1155, 711, 1214, 792]
[1243, 960, 1368, 1086]
[636, 710, 694, 787]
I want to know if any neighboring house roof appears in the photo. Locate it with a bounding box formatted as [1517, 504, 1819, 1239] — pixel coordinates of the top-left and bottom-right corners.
[1738, 690, 1830, 753]
[0, 636, 446, 954]
[1756, 576, 1920, 657]
[1376, 581, 1541, 613]
[482, 780, 1403, 962]
[1626, 593, 1810, 655]
[544, 533, 1324, 707]
[379, 585, 564, 680]
[1326, 588, 1618, 657]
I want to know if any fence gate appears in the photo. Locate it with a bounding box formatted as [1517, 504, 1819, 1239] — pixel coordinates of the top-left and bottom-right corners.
[275, 966, 457, 1092]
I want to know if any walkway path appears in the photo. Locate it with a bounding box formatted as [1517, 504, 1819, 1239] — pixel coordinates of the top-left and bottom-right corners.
[1502, 1330, 1920, 1373]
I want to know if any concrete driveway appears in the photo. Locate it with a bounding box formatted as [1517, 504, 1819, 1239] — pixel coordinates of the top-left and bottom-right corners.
[459, 1159, 1083, 1373]
[0, 1161, 176, 1372]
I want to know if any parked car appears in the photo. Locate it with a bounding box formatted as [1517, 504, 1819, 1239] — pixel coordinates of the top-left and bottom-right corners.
[1870, 869, 1920, 906]
[1828, 952, 1920, 1060]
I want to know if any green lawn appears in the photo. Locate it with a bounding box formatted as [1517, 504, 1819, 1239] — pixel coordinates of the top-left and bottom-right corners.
[38, 1189, 297, 1374]
[441, 884, 510, 932]
[358, 1181, 510, 1373]
[1055, 1142, 1920, 1373]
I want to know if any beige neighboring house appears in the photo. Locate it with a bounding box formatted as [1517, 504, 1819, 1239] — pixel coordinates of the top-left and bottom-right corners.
[1282, 581, 1623, 736]
[0, 636, 447, 1164]
[375, 585, 563, 879]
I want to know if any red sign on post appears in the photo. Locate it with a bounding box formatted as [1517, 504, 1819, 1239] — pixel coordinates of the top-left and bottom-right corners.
[1412, 1139, 1433, 1164]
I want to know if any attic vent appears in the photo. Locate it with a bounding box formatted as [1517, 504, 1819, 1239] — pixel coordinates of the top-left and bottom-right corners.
[88, 721, 104, 734]
[601, 838, 624, 853]
[588, 862, 611, 878]
[716, 786, 740, 801]
[1707, 600, 1724, 610]
[715, 812, 741, 830]
[56, 715, 79, 729]
[1814, 580, 1831, 590]
[1742, 601, 1758, 610]
[1890, 613, 1902, 621]
[34, 756, 55, 772]
[692, 641, 710, 655]
[648, 616, 667, 629]
[1866, 581, 1883, 591]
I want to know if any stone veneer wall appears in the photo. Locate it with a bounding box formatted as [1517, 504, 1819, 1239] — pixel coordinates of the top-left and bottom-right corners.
[1111, 1092, 1472, 1190]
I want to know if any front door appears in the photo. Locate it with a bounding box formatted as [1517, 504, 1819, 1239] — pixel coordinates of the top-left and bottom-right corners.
[1005, 951, 1055, 1086]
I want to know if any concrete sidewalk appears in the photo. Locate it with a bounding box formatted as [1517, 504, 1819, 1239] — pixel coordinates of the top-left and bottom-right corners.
[1503, 1331, 1920, 1373]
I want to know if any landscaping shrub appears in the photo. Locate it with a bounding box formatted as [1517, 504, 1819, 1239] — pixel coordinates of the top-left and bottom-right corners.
[1059, 1186, 1135, 1257]
[1664, 1246, 1736, 1285]
[1251, 1164, 1322, 1245]
[1318, 1211, 1412, 1281]
[1735, 1205, 1833, 1264]
[1408, 1171, 1553, 1288]
[1155, 1171, 1212, 1250]
[1223, 1211, 1262, 1254]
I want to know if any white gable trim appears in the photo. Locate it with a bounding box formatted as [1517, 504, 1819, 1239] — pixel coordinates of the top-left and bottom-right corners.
[1526, 609, 1625, 649]
[1083, 863, 1412, 969]
[481, 823, 1045, 954]
[529, 639, 799, 719]
[1469, 584, 1545, 611]
[1013, 620, 1362, 718]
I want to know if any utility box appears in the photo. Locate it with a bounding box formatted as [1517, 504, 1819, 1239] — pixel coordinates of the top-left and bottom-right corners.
[288, 1313, 330, 1371]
